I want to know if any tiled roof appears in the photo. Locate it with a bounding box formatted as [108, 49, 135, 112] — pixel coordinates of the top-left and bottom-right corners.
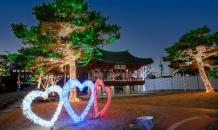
[77, 48, 153, 67]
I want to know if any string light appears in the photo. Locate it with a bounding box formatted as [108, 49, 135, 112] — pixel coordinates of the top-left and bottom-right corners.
[40, 74, 63, 90]
[32, 73, 62, 90]
[62, 79, 94, 124]
[29, 23, 83, 102]
[195, 46, 214, 92]
[94, 79, 111, 117]
[21, 85, 63, 128]
[0, 63, 10, 76]
[174, 45, 217, 92]
[132, 64, 152, 78]
[132, 64, 153, 91]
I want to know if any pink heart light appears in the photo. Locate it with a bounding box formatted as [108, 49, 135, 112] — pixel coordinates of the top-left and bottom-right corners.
[94, 79, 111, 118]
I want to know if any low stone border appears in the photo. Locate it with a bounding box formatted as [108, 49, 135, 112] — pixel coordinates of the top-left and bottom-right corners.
[203, 122, 218, 130]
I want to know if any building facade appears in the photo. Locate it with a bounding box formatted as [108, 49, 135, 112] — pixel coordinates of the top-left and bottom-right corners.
[77, 48, 154, 98]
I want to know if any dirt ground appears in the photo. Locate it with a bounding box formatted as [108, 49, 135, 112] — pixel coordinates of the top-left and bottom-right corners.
[0, 90, 218, 130]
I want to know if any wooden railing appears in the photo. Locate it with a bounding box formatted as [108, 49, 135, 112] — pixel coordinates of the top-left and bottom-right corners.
[90, 77, 144, 81]
[90, 78, 145, 86]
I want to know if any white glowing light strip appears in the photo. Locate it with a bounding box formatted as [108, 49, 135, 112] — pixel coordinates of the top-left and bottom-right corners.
[22, 85, 64, 128]
[62, 79, 94, 124]
[195, 46, 214, 92]
[94, 79, 111, 117]
[173, 45, 215, 92]
[29, 24, 84, 102]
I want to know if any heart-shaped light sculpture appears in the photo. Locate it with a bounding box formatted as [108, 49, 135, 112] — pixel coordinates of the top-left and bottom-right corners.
[62, 79, 94, 124]
[21, 85, 63, 128]
[94, 79, 111, 118]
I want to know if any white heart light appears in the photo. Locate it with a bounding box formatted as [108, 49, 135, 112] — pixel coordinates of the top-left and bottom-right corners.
[21, 85, 63, 128]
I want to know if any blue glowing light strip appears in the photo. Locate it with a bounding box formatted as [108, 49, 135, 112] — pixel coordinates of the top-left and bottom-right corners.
[62, 79, 94, 124]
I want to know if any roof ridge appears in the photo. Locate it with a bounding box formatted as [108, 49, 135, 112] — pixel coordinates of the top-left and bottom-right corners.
[126, 50, 152, 60]
[95, 47, 129, 53]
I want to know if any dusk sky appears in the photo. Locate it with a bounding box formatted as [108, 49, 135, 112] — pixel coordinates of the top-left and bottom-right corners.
[1, 0, 218, 76]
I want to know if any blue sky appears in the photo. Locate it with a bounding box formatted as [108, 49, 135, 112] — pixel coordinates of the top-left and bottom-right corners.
[0, 0, 218, 75]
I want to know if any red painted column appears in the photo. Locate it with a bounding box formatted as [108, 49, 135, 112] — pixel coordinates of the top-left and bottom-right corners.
[126, 69, 128, 80]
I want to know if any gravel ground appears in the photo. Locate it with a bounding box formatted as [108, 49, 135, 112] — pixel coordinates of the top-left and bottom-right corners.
[0, 102, 160, 130]
[0, 91, 217, 130]
[108, 91, 218, 109]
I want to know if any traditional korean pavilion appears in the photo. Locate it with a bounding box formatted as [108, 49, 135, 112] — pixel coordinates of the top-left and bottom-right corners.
[77, 48, 153, 98]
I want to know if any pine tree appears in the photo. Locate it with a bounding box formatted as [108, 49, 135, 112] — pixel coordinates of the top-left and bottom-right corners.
[9, 0, 121, 101]
[0, 63, 10, 85]
[163, 26, 218, 92]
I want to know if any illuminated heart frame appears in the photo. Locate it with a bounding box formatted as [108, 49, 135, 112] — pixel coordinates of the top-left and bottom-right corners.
[62, 79, 94, 124]
[21, 85, 63, 128]
[22, 79, 111, 127]
[94, 79, 111, 117]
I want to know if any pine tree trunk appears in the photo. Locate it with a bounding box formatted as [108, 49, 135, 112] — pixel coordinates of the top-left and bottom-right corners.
[37, 73, 41, 89]
[197, 61, 214, 92]
[69, 60, 79, 102]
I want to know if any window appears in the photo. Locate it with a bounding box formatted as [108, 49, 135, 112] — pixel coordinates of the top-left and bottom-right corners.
[13, 70, 16, 72]
[21, 74, 24, 77]
[21, 70, 24, 72]
[25, 70, 28, 72]
[25, 82, 29, 84]
[17, 70, 20, 72]
[29, 70, 33, 72]
[67, 75, 69, 77]
[29, 75, 32, 77]
[25, 74, 28, 77]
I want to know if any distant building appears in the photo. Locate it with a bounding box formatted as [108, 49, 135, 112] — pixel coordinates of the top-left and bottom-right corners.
[11, 69, 34, 85]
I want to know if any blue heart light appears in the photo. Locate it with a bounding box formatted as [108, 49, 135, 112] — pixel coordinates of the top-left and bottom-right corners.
[62, 79, 94, 124]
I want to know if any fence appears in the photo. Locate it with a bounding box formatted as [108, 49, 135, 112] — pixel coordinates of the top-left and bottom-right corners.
[136, 76, 218, 91]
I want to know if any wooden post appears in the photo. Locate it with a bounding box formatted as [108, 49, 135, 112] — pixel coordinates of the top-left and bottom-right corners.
[111, 68, 114, 81]
[92, 70, 95, 81]
[126, 69, 128, 80]
[98, 68, 102, 79]
[88, 72, 91, 80]
[128, 71, 131, 80]
[137, 70, 139, 80]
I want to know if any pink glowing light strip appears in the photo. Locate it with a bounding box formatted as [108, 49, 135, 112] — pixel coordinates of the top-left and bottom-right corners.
[94, 79, 111, 117]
